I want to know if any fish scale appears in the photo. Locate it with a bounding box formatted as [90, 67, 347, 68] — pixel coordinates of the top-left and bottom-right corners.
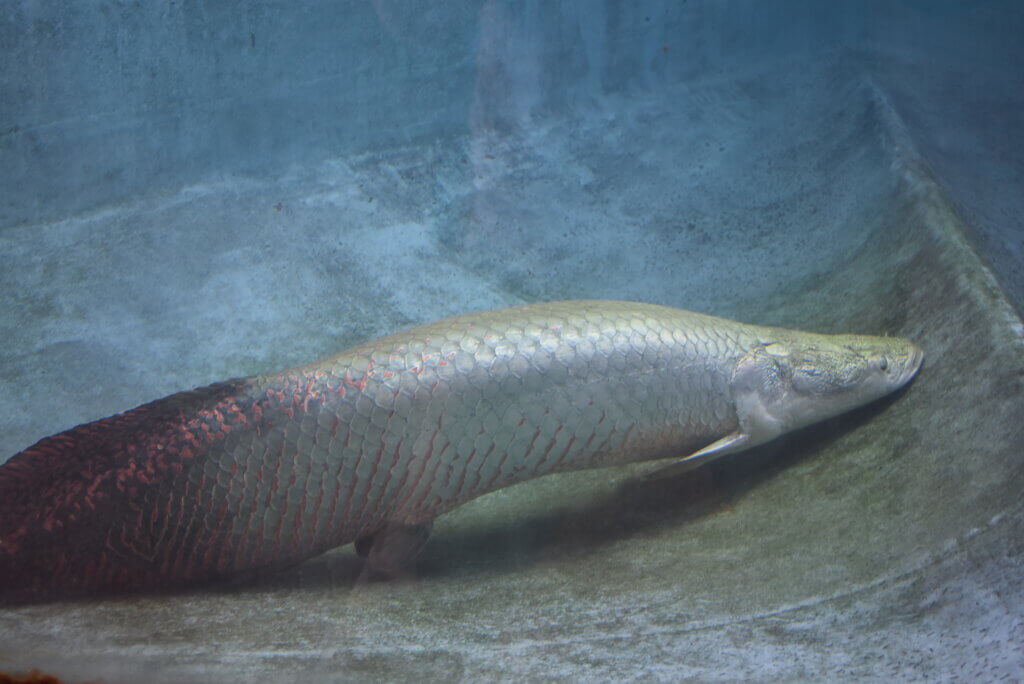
[0, 300, 922, 602]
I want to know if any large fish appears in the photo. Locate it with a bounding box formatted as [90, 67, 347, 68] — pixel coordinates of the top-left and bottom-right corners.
[0, 301, 922, 603]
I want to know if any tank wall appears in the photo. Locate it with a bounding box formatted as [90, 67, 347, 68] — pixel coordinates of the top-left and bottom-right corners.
[1, 1, 475, 227]
[0, 0, 867, 228]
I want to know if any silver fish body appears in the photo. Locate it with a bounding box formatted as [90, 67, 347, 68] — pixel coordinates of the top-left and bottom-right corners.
[0, 300, 922, 601]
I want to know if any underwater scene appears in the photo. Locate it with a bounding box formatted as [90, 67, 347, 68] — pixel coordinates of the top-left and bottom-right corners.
[1, 1, 1022, 681]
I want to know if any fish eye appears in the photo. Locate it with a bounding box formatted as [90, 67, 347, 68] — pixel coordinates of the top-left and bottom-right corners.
[878, 357, 889, 372]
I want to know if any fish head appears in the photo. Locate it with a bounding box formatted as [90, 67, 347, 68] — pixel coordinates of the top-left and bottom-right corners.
[731, 331, 924, 448]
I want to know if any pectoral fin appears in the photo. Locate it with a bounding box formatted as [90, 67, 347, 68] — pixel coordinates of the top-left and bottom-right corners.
[646, 431, 750, 480]
[681, 431, 751, 463]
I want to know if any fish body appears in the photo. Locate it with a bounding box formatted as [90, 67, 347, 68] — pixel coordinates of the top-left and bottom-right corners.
[0, 301, 922, 602]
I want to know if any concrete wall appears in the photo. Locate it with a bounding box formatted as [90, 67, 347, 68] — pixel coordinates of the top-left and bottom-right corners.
[1, 1, 482, 227]
[1, 0, 868, 229]
[5, 1, 1020, 316]
[861, 0, 1024, 315]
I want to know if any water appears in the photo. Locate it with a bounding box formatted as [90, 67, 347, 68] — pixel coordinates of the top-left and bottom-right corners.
[1, 2, 1022, 680]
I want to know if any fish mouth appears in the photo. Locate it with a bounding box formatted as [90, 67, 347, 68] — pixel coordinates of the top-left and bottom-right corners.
[900, 343, 925, 386]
